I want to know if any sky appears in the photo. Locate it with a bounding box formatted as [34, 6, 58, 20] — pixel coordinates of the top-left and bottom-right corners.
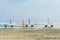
[0, 0, 60, 24]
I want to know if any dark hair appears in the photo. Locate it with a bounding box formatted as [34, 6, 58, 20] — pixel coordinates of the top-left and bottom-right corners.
[45, 25, 47, 27]
[11, 25, 13, 28]
[31, 25, 34, 27]
[4, 25, 7, 27]
[25, 25, 28, 27]
[51, 25, 53, 27]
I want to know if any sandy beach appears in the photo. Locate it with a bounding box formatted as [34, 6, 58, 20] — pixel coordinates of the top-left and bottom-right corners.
[0, 28, 60, 40]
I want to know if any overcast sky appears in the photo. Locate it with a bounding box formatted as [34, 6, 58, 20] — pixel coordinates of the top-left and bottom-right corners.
[0, 0, 60, 24]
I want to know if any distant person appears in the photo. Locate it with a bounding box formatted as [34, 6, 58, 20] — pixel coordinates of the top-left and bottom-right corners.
[51, 25, 53, 27]
[22, 21, 25, 27]
[4, 25, 7, 28]
[11, 25, 13, 28]
[31, 25, 34, 27]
